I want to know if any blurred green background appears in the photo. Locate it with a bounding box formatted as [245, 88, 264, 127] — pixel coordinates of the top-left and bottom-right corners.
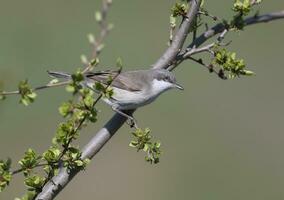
[1, 0, 284, 199]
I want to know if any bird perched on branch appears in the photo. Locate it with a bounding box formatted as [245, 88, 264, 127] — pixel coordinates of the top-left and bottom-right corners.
[48, 68, 183, 127]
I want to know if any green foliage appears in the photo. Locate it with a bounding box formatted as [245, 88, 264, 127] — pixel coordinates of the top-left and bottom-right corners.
[213, 48, 254, 78]
[129, 128, 161, 164]
[18, 149, 41, 177]
[116, 57, 123, 70]
[63, 147, 90, 170]
[24, 175, 46, 191]
[87, 33, 96, 44]
[18, 80, 37, 106]
[66, 69, 84, 94]
[59, 101, 74, 118]
[90, 57, 100, 67]
[53, 120, 77, 147]
[0, 159, 12, 192]
[233, 0, 251, 15]
[94, 82, 114, 99]
[0, 0, 269, 198]
[171, 2, 188, 17]
[43, 147, 61, 164]
[231, 0, 263, 30]
[95, 11, 102, 22]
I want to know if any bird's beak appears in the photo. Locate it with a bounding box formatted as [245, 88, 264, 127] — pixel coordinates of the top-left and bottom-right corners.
[174, 83, 184, 90]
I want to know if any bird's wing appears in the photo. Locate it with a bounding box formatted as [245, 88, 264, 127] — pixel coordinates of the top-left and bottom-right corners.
[85, 70, 143, 92]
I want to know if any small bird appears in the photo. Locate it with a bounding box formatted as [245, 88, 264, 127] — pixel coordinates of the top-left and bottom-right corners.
[48, 69, 183, 126]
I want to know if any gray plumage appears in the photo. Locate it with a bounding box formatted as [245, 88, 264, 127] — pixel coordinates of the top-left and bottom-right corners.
[48, 69, 183, 110]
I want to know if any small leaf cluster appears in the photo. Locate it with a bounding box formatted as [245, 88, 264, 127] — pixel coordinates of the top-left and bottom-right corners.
[15, 78, 96, 198]
[24, 175, 45, 192]
[231, 0, 262, 30]
[171, 2, 188, 17]
[18, 80, 37, 106]
[94, 82, 114, 99]
[0, 159, 12, 192]
[233, 0, 252, 15]
[16, 149, 46, 199]
[63, 147, 90, 170]
[129, 128, 161, 164]
[213, 48, 254, 78]
[66, 70, 84, 94]
[18, 149, 41, 176]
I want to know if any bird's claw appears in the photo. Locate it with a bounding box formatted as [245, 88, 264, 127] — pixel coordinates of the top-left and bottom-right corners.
[127, 118, 138, 129]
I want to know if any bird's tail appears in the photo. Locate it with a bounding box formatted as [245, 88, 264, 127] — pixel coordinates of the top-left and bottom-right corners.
[47, 70, 71, 79]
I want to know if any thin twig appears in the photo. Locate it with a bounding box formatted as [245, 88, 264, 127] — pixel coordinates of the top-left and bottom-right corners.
[187, 10, 284, 50]
[83, 0, 112, 73]
[0, 81, 69, 96]
[12, 163, 49, 175]
[188, 57, 227, 80]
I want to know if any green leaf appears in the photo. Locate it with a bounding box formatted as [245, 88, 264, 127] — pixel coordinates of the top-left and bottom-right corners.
[90, 58, 99, 66]
[18, 80, 37, 106]
[116, 57, 123, 70]
[43, 147, 61, 163]
[87, 33, 96, 44]
[80, 54, 89, 65]
[24, 175, 45, 190]
[0, 158, 12, 192]
[65, 85, 76, 93]
[59, 101, 73, 117]
[18, 149, 41, 176]
[129, 128, 161, 164]
[95, 11, 102, 22]
[171, 2, 187, 17]
[213, 48, 254, 78]
[54, 120, 76, 146]
[233, 0, 251, 15]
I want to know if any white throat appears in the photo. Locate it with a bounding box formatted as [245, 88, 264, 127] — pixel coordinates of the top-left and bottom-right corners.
[151, 79, 173, 95]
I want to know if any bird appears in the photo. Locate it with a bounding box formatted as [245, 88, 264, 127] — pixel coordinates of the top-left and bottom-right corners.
[48, 68, 183, 127]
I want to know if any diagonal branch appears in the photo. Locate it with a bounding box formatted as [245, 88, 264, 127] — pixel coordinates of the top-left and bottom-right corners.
[35, 7, 284, 200]
[35, 1, 202, 199]
[187, 10, 284, 49]
[152, 0, 202, 69]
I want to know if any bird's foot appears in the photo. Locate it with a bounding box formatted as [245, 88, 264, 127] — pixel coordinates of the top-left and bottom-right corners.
[112, 107, 139, 129]
[126, 117, 139, 129]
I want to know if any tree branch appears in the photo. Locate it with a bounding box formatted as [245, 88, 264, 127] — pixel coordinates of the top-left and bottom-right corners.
[35, 7, 284, 200]
[187, 10, 284, 49]
[152, 0, 202, 69]
[0, 81, 69, 96]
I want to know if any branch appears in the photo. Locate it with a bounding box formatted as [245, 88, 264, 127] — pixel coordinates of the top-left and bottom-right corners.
[35, 7, 284, 200]
[152, 0, 202, 69]
[187, 10, 284, 49]
[82, 0, 113, 73]
[35, 1, 202, 199]
[0, 81, 69, 96]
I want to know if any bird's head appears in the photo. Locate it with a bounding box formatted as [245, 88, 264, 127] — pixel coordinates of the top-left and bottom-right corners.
[152, 69, 184, 92]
